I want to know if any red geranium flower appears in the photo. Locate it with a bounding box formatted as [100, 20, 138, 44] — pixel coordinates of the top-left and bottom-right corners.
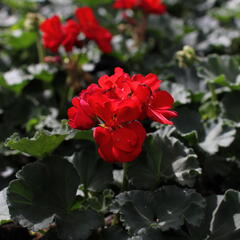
[75, 7, 112, 53]
[147, 90, 178, 125]
[68, 67, 177, 163]
[62, 19, 80, 52]
[94, 121, 146, 163]
[139, 0, 166, 14]
[40, 16, 80, 52]
[113, 0, 138, 9]
[113, 0, 167, 15]
[40, 16, 64, 52]
[40, 7, 112, 53]
[68, 84, 100, 130]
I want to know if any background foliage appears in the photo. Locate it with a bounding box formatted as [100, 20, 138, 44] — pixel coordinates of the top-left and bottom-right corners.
[0, 0, 240, 239]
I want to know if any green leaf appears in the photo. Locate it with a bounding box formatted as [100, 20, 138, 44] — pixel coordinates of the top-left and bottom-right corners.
[197, 55, 240, 88]
[211, 2, 240, 23]
[74, 0, 112, 7]
[199, 119, 236, 155]
[70, 143, 113, 191]
[173, 66, 207, 94]
[2, 0, 37, 11]
[56, 210, 103, 240]
[199, 100, 220, 120]
[72, 129, 94, 141]
[7, 157, 80, 231]
[203, 156, 240, 194]
[101, 226, 129, 240]
[128, 131, 200, 188]
[0, 188, 10, 224]
[5, 31, 37, 50]
[27, 64, 55, 83]
[173, 107, 205, 138]
[112, 186, 205, 234]
[5, 130, 67, 159]
[187, 195, 223, 240]
[0, 73, 30, 95]
[161, 82, 191, 105]
[222, 91, 240, 123]
[209, 190, 240, 240]
[130, 229, 189, 240]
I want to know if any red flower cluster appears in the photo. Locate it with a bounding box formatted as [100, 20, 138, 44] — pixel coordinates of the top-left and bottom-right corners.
[40, 7, 112, 53]
[113, 0, 166, 15]
[68, 68, 177, 163]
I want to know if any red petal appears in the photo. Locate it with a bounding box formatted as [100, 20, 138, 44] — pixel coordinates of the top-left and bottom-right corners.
[150, 90, 174, 108]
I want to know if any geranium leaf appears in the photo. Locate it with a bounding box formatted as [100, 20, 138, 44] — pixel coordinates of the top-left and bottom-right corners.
[4, 31, 37, 50]
[173, 66, 207, 94]
[27, 63, 55, 83]
[55, 210, 103, 240]
[128, 131, 201, 188]
[173, 107, 205, 138]
[161, 82, 191, 105]
[0, 73, 30, 95]
[212, 1, 240, 23]
[112, 186, 205, 234]
[5, 130, 67, 159]
[7, 157, 80, 231]
[199, 119, 236, 155]
[101, 226, 129, 240]
[75, 0, 112, 6]
[69, 143, 113, 191]
[130, 229, 189, 240]
[197, 54, 240, 88]
[187, 195, 223, 240]
[222, 91, 240, 124]
[0, 188, 10, 224]
[209, 190, 240, 240]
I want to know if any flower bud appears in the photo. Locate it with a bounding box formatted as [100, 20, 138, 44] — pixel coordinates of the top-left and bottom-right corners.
[176, 45, 196, 68]
[24, 13, 44, 31]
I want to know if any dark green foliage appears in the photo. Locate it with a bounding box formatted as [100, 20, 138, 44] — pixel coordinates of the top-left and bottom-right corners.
[1, 0, 240, 239]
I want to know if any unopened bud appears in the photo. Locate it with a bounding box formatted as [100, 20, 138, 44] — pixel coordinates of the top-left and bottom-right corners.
[176, 45, 196, 68]
[24, 13, 44, 31]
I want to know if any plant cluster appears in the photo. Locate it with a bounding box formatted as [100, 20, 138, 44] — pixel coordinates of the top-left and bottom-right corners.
[0, 0, 240, 239]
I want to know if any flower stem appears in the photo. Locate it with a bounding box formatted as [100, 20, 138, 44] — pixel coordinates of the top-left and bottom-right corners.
[208, 82, 217, 102]
[208, 81, 218, 117]
[36, 31, 45, 63]
[122, 162, 129, 191]
[83, 184, 88, 199]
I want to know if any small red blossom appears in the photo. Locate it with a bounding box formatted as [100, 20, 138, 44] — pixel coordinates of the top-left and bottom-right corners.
[139, 0, 166, 14]
[113, 0, 138, 9]
[40, 16, 64, 52]
[40, 7, 112, 53]
[68, 67, 177, 163]
[94, 121, 146, 163]
[40, 16, 80, 52]
[68, 84, 100, 130]
[113, 0, 167, 15]
[62, 19, 81, 52]
[75, 7, 112, 53]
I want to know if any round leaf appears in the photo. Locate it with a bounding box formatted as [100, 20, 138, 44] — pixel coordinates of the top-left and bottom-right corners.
[7, 157, 80, 231]
[112, 186, 205, 234]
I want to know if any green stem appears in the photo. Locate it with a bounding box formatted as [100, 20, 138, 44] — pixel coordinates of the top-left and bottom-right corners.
[36, 31, 44, 63]
[83, 184, 88, 199]
[208, 82, 217, 102]
[122, 162, 129, 191]
[208, 81, 218, 117]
